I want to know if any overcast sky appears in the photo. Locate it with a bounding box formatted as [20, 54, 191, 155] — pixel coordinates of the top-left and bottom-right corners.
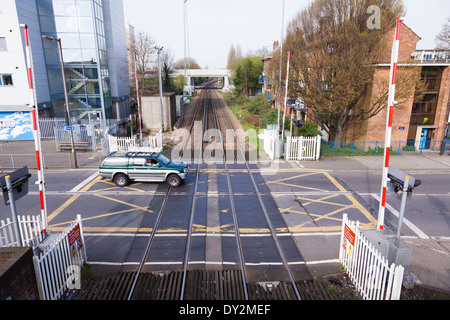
[123, 0, 449, 69]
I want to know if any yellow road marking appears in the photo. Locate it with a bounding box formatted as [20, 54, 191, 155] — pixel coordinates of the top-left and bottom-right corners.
[267, 171, 322, 184]
[297, 194, 346, 207]
[93, 194, 154, 213]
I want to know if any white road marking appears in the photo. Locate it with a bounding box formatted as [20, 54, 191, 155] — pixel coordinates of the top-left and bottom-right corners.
[371, 193, 429, 239]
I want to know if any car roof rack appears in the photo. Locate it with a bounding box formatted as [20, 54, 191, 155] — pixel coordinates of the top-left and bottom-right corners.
[125, 146, 163, 157]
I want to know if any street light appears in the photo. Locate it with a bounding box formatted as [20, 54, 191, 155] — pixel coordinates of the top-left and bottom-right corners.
[42, 35, 77, 168]
[154, 45, 164, 132]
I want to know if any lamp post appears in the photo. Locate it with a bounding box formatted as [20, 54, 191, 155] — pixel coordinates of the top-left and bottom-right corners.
[155, 46, 164, 132]
[42, 35, 77, 168]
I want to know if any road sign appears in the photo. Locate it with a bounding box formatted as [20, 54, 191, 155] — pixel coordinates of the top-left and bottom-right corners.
[65, 126, 75, 131]
[343, 223, 356, 257]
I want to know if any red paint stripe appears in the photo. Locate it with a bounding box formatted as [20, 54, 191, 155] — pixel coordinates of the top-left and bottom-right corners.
[388, 106, 394, 127]
[395, 18, 401, 40]
[23, 26, 29, 46]
[28, 68, 33, 89]
[39, 190, 44, 210]
[381, 187, 387, 206]
[31, 110, 37, 130]
[385, 147, 390, 167]
[36, 150, 41, 170]
[392, 63, 398, 84]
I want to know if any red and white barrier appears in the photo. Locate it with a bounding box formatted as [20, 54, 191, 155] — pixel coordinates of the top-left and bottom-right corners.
[20, 24, 48, 235]
[377, 18, 402, 231]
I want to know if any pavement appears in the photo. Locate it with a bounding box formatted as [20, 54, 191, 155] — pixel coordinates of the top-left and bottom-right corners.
[1, 139, 449, 295]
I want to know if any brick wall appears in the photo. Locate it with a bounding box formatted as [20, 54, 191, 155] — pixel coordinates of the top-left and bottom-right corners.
[348, 22, 421, 143]
[434, 66, 450, 141]
[0, 247, 40, 300]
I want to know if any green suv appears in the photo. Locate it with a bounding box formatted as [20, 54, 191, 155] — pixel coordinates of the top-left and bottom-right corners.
[99, 150, 189, 187]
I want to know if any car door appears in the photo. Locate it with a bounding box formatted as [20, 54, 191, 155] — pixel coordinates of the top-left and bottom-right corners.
[145, 157, 167, 181]
[127, 157, 148, 181]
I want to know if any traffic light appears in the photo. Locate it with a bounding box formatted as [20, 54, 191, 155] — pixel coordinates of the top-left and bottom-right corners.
[387, 166, 421, 197]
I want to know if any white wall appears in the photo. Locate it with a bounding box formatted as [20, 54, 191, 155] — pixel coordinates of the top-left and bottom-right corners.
[0, 0, 30, 109]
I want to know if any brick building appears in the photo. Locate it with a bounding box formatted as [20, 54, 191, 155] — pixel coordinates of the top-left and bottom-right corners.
[263, 22, 450, 151]
[350, 22, 450, 152]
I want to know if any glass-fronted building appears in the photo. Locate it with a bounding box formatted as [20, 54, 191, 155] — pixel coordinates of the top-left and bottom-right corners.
[37, 0, 113, 120]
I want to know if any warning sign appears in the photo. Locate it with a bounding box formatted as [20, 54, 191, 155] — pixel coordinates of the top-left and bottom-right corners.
[342, 223, 355, 257]
[68, 224, 82, 257]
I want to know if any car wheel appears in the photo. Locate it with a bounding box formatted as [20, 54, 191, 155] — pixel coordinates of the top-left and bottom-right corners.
[167, 174, 181, 187]
[114, 173, 129, 187]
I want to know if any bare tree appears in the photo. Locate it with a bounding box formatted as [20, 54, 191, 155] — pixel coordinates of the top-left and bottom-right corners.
[174, 57, 201, 69]
[269, 0, 425, 143]
[134, 31, 156, 93]
[227, 44, 237, 69]
[435, 17, 450, 49]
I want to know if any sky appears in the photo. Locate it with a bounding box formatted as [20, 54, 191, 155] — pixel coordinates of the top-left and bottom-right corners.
[123, 0, 449, 69]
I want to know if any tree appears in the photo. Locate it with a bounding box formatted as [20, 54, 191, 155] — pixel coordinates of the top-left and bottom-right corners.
[174, 57, 201, 69]
[435, 17, 450, 49]
[134, 32, 156, 94]
[269, 0, 425, 143]
[231, 55, 263, 96]
[298, 122, 322, 137]
[160, 48, 175, 92]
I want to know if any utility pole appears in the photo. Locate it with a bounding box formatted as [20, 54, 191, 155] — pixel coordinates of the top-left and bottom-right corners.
[42, 35, 78, 169]
[281, 51, 290, 140]
[155, 46, 164, 131]
[134, 51, 143, 145]
[277, 0, 286, 133]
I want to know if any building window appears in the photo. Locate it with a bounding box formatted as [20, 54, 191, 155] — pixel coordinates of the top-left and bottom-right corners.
[0, 74, 13, 86]
[0, 37, 7, 51]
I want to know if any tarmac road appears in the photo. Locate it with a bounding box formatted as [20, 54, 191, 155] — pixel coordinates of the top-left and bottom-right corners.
[1, 152, 449, 292]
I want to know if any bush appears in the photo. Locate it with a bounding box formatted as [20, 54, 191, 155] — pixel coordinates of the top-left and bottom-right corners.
[297, 121, 322, 137]
[402, 145, 416, 151]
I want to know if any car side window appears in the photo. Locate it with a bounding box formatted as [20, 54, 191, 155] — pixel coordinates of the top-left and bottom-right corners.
[130, 158, 146, 166]
[146, 158, 160, 167]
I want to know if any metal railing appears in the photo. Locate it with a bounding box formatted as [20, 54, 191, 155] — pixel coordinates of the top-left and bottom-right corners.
[412, 50, 450, 62]
[321, 139, 450, 157]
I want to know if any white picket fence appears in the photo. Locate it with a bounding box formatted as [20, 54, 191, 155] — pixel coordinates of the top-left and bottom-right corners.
[339, 214, 405, 300]
[0, 215, 43, 247]
[260, 126, 279, 160]
[0, 214, 86, 300]
[108, 134, 137, 152]
[108, 129, 163, 153]
[285, 135, 321, 161]
[148, 129, 163, 149]
[33, 215, 86, 300]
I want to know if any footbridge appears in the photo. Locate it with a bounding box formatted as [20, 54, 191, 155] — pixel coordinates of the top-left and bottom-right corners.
[171, 69, 232, 94]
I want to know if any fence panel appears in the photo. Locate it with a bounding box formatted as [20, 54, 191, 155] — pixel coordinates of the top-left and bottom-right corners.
[339, 214, 404, 300]
[0, 215, 42, 247]
[285, 135, 321, 160]
[33, 215, 86, 300]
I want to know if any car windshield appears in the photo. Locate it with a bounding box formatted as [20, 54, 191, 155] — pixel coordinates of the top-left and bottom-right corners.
[156, 153, 171, 166]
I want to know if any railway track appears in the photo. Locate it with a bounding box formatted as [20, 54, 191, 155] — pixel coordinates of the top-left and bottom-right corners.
[70, 86, 315, 300]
